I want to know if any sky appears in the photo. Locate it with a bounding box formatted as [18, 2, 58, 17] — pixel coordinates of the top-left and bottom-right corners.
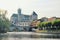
[0, 0, 60, 19]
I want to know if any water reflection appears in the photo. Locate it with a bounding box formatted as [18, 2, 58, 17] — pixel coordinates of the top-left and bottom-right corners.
[0, 32, 60, 40]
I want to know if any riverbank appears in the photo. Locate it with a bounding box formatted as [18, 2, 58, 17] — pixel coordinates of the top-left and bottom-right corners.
[35, 30, 60, 34]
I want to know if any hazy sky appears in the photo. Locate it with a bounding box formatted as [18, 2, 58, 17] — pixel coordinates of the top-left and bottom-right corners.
[0, 0, 60, 19]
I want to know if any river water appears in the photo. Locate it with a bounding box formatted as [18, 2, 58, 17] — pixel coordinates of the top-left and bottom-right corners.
[0, 32, 60, 40]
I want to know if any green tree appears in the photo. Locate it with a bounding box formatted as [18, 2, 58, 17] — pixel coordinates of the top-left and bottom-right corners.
[38, 22, 47, 30]
[0, 14, 10, 33]
[52, 20, 60, 30]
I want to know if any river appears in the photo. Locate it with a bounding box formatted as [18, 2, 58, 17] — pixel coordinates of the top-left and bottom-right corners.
[0, 32, 60, 40]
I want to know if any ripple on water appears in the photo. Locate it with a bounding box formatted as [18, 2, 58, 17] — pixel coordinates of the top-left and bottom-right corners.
[0, 32, 60, 40]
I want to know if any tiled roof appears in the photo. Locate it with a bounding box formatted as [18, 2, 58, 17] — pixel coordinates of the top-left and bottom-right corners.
[23, 15, 30, 17]
[12, 14, 18, 17]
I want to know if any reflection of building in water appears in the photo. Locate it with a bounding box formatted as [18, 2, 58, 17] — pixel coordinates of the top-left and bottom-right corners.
[10, 8, 38, 30]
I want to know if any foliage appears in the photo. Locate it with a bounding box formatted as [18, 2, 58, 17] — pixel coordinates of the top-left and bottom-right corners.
[38, 19, 60, 30]
[0, 14, 10, 33]
[52, 20, 60, 27]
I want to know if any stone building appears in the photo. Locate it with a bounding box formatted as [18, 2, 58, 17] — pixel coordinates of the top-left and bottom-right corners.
[10, 8, 38, 31]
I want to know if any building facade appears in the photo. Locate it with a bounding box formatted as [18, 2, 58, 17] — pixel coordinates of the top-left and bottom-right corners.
[10, 14, 18, 25]
[10, 8, 38, 31]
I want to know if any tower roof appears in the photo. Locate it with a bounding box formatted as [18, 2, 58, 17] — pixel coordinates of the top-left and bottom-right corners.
[32, 11, 37, 15]
[18, 8, 21, 14]
[18, 8, 21, 11]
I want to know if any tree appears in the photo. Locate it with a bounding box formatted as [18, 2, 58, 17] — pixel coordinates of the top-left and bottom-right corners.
[37, 19, 60, 30]
[38, 22, 47, 30]
[0, 14, 10, 33]
[52, 20, 60, 30]
[37, 22, 43, 30]
[41, 22, 46, 30]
